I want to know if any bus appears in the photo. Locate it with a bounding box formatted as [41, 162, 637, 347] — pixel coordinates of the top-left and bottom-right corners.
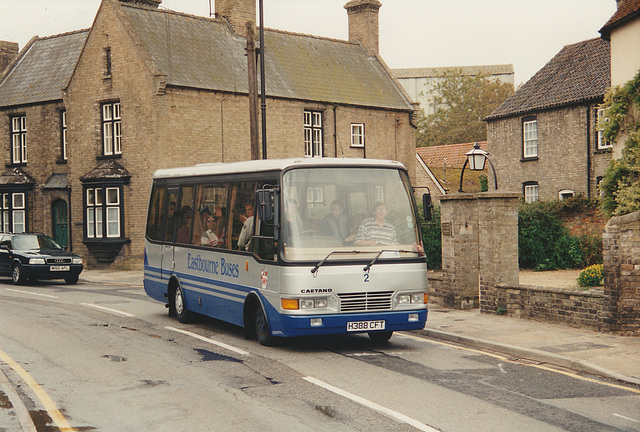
[144, 158, 429, 345]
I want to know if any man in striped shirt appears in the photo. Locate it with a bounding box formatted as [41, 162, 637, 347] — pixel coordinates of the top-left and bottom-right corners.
[354, 202, 397, 246]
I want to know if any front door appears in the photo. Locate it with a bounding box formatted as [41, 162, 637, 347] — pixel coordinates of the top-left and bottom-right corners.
[52, 200, 68, 248]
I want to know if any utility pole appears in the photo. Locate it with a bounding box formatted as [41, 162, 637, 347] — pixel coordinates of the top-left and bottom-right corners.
[259, 0, 267, 159]
[246, 21, 259, 160]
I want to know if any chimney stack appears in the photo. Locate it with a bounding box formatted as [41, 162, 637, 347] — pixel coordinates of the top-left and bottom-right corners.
[0, 41, 19, 75]
[216, 0, 257, 37]
[344, 0, 382, 56]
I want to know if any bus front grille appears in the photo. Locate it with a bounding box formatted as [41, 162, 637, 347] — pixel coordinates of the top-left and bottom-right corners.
[337, 291, 393, 312]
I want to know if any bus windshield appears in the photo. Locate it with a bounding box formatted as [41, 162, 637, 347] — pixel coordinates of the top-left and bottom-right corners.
[281, 167, 422, 261]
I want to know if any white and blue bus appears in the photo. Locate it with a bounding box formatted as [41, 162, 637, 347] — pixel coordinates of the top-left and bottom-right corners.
[144, 158, 429, 345]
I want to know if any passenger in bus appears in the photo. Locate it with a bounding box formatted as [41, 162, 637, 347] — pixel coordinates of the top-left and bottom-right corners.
[201, 211, 220, 247]
[213, 206, 226, 247]
[176, 206, 193, 244]
[237, 201, 254, 251]
[319, 200, 354, 243]
[283, 199, 304, 245]
[354, 202, 397, 246]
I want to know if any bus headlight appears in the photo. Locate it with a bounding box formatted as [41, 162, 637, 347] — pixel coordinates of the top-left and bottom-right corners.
[395, 292, 427, 306]
[301, 298, 328, 309]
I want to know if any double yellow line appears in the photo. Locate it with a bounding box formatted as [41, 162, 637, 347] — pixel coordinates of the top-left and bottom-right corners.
[0, 348, 75, 431]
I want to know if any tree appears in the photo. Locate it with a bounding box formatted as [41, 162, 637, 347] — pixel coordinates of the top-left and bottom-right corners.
[599, 71, 640, 217]
[416, 72, 514, 147]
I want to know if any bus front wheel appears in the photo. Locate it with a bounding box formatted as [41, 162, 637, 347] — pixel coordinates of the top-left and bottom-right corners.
[254, 303, 275, 346]
[368, 331, 393, 343]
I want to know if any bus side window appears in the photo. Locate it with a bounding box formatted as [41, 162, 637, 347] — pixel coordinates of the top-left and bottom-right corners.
[164, 190, 179, 243]
[253, 183, 277, 260]
[230, 182, 257, 252]
[146, 185, 166, 241]
[176, 186, 195, 245]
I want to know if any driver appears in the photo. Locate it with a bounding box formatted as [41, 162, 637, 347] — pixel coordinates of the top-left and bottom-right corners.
[354, 202, 397, 246]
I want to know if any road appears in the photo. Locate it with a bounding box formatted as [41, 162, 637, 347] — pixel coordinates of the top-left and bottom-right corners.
[0, 278, 639, 432]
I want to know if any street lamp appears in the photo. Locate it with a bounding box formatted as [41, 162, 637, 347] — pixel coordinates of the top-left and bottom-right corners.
[458, 142, 498, 192]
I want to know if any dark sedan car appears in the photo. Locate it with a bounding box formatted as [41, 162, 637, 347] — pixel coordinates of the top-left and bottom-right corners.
[0, 233, 83, 284]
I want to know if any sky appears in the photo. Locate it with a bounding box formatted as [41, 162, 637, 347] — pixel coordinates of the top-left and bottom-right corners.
[2, 0, 617, 86]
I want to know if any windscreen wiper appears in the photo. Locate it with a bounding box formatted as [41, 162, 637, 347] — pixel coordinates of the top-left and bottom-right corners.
[363, 249, 419, 272]
[311, 250, 361, 274]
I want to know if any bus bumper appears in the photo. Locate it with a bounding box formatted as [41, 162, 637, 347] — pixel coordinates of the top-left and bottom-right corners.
[272, 309, 428, 338]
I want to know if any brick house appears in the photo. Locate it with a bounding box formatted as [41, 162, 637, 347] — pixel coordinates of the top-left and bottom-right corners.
[600, 0, 640, 159]
[0, 0, 416, 269]
[415, 141, 488, 203]
[485, 38, 612, 202]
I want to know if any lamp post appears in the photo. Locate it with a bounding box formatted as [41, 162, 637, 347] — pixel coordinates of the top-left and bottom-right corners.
[458, 142, 498, 192]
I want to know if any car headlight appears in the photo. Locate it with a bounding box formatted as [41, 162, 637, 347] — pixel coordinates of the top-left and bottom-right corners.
[72, 257, 83, 264]
[29, 258, 46, 265]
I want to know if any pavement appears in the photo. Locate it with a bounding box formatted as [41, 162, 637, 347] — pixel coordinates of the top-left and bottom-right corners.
[78, 269, 640, 387]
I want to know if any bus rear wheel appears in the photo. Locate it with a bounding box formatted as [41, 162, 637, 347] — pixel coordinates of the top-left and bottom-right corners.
[368, 331, 393, 343]
[175, 285, 193, 324]
[254, 303, 275, 346]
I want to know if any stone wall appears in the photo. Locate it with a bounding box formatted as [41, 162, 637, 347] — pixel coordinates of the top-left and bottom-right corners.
[602, 211, 640, 336]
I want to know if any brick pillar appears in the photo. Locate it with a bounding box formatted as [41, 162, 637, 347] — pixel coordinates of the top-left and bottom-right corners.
[477, 193, 520, 314]
[439, 194, 479, 308]
[602, 211, 640, 336]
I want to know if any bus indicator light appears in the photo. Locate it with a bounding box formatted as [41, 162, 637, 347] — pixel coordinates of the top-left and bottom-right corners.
[282, 298, 299, 310]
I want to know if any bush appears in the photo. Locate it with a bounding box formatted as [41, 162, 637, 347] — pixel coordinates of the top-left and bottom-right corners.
[419, 204, 441, 270]
[577, 264, 604, 287]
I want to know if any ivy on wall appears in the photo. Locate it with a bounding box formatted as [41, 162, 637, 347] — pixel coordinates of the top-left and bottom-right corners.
[599, 70, 640, 216]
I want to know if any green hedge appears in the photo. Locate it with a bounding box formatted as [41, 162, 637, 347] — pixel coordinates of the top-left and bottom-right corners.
[419, 205, 442, 270]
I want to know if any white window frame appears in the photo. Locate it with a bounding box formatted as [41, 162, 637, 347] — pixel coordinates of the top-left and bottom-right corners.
[524, 183, 539, 204]
[106, 187, 121, 238]
[0, 194, 9, 233]
[86, 188, 103, 239]
[61, 111, 67, 161]
[304, 110, 323, 157]
[558, 189, 575, 200]
[11, 115, 27, 164]
[523, 119, 538, 158]
[0, 192, 26, 233]
[597, 108, 612, 150]
[350, 123, 365, 148]
[102, 102, 122, 156]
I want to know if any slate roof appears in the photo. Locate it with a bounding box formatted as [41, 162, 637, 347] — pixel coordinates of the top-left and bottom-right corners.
[600, 0, 640, 40]
[416, 141, 488, 169]
[485, 38, 610, 121]
[120, 4, 413, 110]
[0, 30, 89, 107]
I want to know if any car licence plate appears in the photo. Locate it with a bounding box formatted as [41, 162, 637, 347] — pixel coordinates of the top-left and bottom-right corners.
[346, 320, 385, 332]
[50, 265, 70, 271]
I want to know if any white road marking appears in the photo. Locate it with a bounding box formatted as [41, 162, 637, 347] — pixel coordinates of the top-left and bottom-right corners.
[165, 326, 249, 356]
[498, 363, 507, 374]
[6, 288, 58, 299]
[80, 303, 135, 317]
[613, 413, 640, 423]
[304, 376, 440, 432]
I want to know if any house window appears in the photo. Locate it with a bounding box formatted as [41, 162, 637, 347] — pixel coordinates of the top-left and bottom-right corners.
[11, 115, 27, 164]
[351, 123, 365, 148]
[304, 110, 323, 157]
[523, 119, 538, 158]
[523, 182, 539, 203]
[558, 190, 575, 200]
[61, 111, 67, 161]
[0, 192, 27, 233]
[102, 102, 122, 156]
[597, 108, 611, 150]
[85, 187, 123, 239]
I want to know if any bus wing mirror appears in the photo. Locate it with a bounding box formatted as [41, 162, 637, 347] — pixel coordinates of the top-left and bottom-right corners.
[423, 193, 433, 222]
[256, 190, 274, 221]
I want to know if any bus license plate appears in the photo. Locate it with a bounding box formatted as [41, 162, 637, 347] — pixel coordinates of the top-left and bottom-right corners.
[50, 265, 70, 271]
[347, 320, 385, 332]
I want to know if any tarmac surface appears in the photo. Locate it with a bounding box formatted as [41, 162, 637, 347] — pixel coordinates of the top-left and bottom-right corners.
[77, 269, 640, 387]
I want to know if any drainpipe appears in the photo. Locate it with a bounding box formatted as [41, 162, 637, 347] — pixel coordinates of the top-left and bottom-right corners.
[586, 104, 592, 198]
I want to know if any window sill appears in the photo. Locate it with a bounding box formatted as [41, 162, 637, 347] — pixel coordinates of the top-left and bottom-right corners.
[520, 157, 538, 162]
[594, 148, 612, 154]
[5, 162, 26, 168]
[56, 159, 68, 165]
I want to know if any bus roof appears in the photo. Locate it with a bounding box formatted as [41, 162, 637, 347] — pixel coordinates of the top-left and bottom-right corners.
[152, 158, 406, 179]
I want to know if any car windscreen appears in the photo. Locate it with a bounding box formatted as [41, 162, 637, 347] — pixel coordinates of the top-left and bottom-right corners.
[12, 235, 62, 251]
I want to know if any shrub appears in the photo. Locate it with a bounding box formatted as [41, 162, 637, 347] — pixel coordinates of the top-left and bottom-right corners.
[419, 204, 441, 270]
[577, 264, 604, 287]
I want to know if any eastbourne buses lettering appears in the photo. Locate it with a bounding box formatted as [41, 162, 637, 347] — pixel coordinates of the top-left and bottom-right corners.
[187, 253, 239, 278]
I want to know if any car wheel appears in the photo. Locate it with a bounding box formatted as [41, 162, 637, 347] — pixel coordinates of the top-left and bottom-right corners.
[65, 274, 79, 285]
[11, 263, 25, 285]
[175, 285, 193, 323]
[254, 302, 275, 346]
[368, 331, 393, 344]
